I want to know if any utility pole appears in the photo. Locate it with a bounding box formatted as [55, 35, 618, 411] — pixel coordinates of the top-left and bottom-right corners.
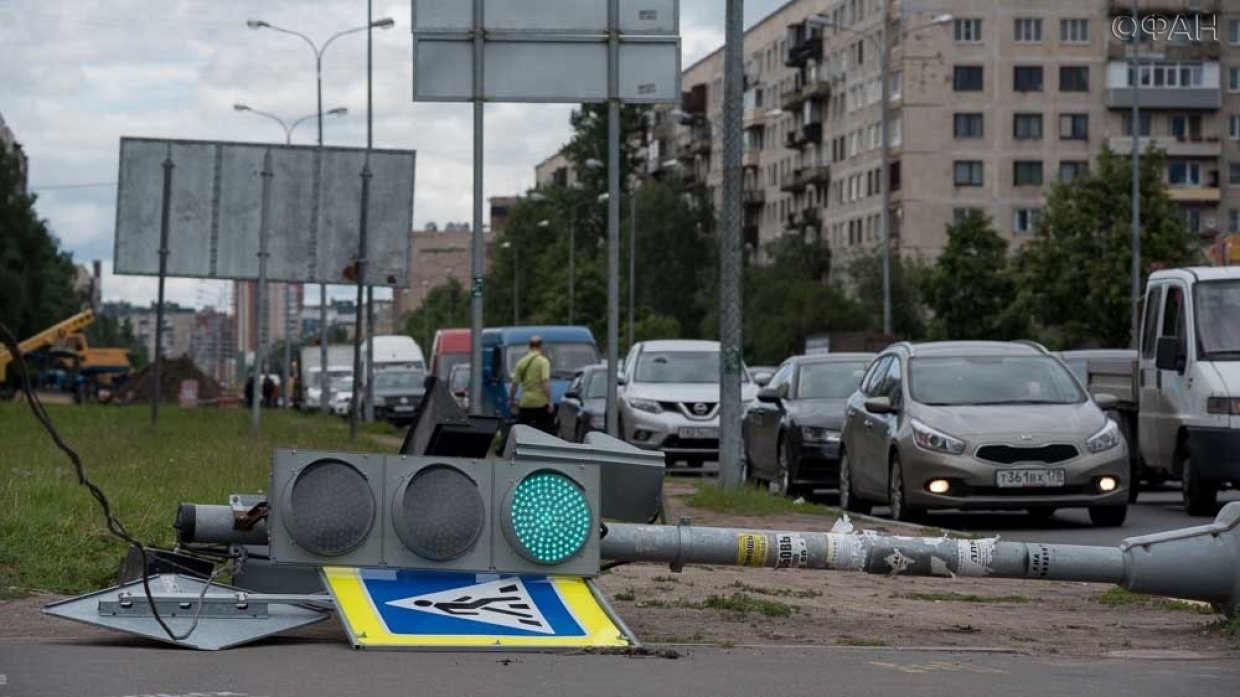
[718, 0, 744, 488]
[1130, 0, 1143, 349]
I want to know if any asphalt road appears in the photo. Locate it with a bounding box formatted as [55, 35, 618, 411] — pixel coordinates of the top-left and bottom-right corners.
[3, 642, 1238, 697]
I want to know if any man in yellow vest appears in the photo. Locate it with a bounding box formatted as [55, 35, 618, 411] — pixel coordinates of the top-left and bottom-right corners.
[509, 335, 554, 433]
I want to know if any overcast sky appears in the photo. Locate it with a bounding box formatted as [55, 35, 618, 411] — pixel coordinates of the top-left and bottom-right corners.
[1, 0, 783, 309]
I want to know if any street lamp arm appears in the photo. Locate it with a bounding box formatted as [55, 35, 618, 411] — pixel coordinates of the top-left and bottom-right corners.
[256, 22, 320, 56]
[239, 107, 293, 142]
[320, 24, 372, 57]
[288, 113, 322, 140]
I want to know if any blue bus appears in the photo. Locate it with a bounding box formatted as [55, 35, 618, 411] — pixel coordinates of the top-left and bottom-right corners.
[480, 326, 600, 420]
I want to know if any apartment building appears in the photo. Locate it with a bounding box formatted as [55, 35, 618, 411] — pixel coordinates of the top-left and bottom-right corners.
[638, 0, 1239, 271]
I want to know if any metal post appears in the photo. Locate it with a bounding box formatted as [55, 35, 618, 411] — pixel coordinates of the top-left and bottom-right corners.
[468, 0, 485, 415]
[251, 150, 275, 434]
[605, 0, 621, 437]
[718, 0, 744, 487]
[363, 0, 376, 425]
[1130, 0, 1142, 349]
[283, 285, 292, 408]
[317, 51, 330, 415]
[512, 245, 519, 325]
[349, 163, 373, 439]
[152, 145, 174, 427]
[878, 0, 892, 338]
[628, 190, 636, 348]
[568, 210, 576, 325]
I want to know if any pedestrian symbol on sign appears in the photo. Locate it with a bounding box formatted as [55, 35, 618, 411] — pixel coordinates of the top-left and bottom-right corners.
[386, 577, 553, 634]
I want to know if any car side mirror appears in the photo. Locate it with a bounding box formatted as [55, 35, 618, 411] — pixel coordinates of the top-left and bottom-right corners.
[1155, 336, 1186, 373]
[864, 396, 896, 415]
[616, 375, 627, 386]
[1093, 392, 1119, 411]
[754, 373, 773, 387]
[757, 386, 781, 403]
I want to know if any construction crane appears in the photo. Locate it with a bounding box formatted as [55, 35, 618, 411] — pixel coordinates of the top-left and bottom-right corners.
[0, 311, 132, 396]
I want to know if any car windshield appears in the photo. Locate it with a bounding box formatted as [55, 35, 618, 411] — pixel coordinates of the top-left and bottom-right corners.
[910, 356, 1086, 406]
[797, 361, 870, 399]
[1195, 280, 1240, 360]
[583, 371, 609, 398]
[505, 342, 601, 378]
[635, 350, 736, 384]
[329, 378, 352, 393]
[449, 366, 470, 391]
[374, 370, 425, 391]
[438, 352, 469, 378]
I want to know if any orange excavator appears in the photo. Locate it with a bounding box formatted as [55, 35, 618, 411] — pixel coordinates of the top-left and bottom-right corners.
[0, 310, 132, 401]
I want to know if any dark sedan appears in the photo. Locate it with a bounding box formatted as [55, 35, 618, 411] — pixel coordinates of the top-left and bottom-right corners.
[743, 353, 876, 496]
[556, 364, 610, 442]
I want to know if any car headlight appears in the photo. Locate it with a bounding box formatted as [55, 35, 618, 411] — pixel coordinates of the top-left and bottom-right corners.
[801, 426, 841, 443]
[1206, 396, 1240, 415]
[628, 397, 663, 414]
[1086, 420, 1121, 454]
[911, 419, 966, 456]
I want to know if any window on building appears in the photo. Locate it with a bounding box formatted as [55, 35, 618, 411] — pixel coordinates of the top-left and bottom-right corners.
[1184, 208, 1202, 234]
[1229, 68, 1240, 93]
[1015, 18, 1042, 43]
[1231, 210, 1240, 233]
[1230, 163, 1240, 185]
[953, 207, 983, 225]
[1014, 161, 1044, 186]
[953, 65, 984, 91]
[1059, 114, 1089, 140]
[1060, 66, 1089, 92]
[1170, 114, 1203, 140]
[1126, 62, 1206, 88]
[1014, 66, 1044, 92]
[1014, 113, 1043, 140]
[954, 112, 984, 138]
[1168, 161, 1202, 186]
[954, 18, 982, 43]
[954, 160, 984, 186]
[1060, 18, 1089, 43]
[1230, 19, 1240, 45]
[1014, 208, 1042, 235]
[1060, 160, 1089, 183]
[1231, 115, 1240, 140]
[1122, 111, 1152, 136]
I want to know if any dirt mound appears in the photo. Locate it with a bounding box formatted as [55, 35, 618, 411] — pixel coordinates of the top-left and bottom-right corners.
[115, 357, 223, 404]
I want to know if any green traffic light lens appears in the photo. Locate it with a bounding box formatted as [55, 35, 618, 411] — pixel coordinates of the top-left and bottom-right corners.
[508, 471, 592, 564]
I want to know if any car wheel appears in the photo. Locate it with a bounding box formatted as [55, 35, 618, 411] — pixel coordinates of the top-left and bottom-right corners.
[773, 433, 797, 497]
[838, 449, 872, 515]
[1088, 505, 1128, 527]
[1181, 454, 1219, 517]
[888, 454, 923, 523]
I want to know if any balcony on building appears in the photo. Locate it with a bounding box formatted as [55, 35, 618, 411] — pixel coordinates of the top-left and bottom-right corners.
[1105, 60, 1221, 109]
[802, 122, 824, 145]
[1107, 41, 1221, 61]
[676, 120, 712, 160]
[743, 183, 765, 208]
[784, 22, 823, 68]
[743, 108, 766, 130]
[1167, 187, 1222, 203]
[1107, 0, 1220, 15]
[799, 74, 833, 102]
[1108, 134, 1222, 158]
[785, 128, 808, 151]
[781, 84, 806, 112]
[801, 164, 830, 186]
[781, 168, 808, 193]
[743, 149, 761, 169]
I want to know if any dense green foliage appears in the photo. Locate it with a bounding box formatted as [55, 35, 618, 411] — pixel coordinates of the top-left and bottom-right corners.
[923, 211, 1027, 341]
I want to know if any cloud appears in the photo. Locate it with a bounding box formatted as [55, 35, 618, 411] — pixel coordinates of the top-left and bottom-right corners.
[5, 0, 786, 309]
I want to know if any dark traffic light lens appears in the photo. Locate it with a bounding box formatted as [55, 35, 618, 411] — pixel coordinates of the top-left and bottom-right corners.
[507, 471, 592, 564]
[286, 459, 376, 556]
[394, 465, 485, 561]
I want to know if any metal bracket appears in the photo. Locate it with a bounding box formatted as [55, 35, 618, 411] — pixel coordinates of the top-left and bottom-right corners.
[670, 516, 692, 573]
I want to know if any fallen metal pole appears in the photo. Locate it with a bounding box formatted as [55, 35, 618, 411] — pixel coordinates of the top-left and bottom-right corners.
[602, 503, 1240, 617]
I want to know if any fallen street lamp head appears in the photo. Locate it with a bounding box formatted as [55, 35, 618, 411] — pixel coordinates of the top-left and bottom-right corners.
[245, 19, 269, 29]
[233, 104, 252, 112]
[371, 17, 396, 29]
[326, 107, 348, 117]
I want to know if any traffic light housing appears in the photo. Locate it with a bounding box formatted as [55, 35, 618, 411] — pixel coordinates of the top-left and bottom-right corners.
[268, 449, 600, 575]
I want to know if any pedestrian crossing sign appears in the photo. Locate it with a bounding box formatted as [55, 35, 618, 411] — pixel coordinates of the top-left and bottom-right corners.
[321, 567, 635, 649]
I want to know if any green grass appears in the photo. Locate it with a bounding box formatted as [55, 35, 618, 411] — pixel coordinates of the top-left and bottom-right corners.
[730, 580, 822, 599]
[900, 591, 1030, 604]
[686, 483, 838, 517]
[646, 632, 709, 644]
[703, 593, 794, 618]
[612, 589, 637, 602]
[1096, 587, 1217, 615]
[0, 404, 389, 596]
[1210, 617, 1240, 639]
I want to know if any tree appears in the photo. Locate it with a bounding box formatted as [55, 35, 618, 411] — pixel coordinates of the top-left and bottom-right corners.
[923, 211, 1028, 341]
[404, 278, 470, 352]
[847, 248, 928, 340]
[1018, 144, 1195, 348]
[0, 147, 78, 346]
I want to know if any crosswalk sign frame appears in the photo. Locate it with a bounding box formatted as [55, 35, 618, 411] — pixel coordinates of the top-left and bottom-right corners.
[321, 567, 636, 650]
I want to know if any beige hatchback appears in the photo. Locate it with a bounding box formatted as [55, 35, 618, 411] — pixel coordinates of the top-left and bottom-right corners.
[838, 342, 1130, 527]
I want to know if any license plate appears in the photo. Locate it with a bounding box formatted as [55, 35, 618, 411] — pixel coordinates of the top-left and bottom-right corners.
[679, 427, 718, 439]
[996, 469, 1066, 488]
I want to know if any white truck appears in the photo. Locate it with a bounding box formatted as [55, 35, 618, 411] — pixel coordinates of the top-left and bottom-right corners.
[360, 336, 428, 425]
[1085, 267, 1240, 515]
[298, 345, 354, 410]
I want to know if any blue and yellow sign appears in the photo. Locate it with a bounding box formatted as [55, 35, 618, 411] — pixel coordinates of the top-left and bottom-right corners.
[322, 567, 633, 649]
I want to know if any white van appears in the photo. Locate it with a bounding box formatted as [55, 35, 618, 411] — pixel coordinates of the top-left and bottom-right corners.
[362, 335, 426, 374]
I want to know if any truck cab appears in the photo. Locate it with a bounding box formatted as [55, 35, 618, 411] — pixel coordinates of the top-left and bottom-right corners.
[1137, 267, 1240, 514]
[479, 326, 600, 420]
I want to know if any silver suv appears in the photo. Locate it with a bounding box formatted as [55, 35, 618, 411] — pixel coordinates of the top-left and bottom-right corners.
[618, 340, 758, 468]
[839, 341, 1130, 527]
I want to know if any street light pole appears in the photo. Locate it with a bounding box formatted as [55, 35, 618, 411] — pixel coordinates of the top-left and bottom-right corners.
[628, 190, 636, 348]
